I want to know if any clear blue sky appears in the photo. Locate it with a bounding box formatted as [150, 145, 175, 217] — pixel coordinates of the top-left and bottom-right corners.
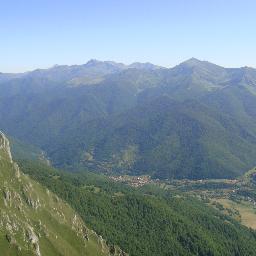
[1, 0, 256, 72]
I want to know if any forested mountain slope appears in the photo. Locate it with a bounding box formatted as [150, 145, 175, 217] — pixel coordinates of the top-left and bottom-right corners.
[18, 159, 256, 256]
[1, 59, 256, 179]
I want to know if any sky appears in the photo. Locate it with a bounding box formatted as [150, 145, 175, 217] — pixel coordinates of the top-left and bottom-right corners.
[1, 0, 256, 72]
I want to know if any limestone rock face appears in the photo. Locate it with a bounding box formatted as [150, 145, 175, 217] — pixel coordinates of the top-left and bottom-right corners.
[26, 226, 41, 256]
[0, 131, 13, 162]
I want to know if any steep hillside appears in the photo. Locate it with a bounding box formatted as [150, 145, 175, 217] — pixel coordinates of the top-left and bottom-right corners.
[0, 132, 122, 255]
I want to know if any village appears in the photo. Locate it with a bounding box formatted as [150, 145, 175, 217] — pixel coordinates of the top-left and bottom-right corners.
[109, 175, 153, 187]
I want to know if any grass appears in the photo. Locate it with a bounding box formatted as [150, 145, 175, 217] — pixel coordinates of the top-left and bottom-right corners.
[216, 199, 256, 229]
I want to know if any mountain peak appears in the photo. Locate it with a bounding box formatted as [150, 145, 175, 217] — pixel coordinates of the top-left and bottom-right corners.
[85, 59, 126, 70]
[85, 59, 102, 66]
[185, 57, 201, 63]
[177, 58, 225, 73]
[181, 58, 206, 66]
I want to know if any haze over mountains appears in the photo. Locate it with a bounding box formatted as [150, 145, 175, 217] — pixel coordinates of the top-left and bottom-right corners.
[1, 58, 256, 179]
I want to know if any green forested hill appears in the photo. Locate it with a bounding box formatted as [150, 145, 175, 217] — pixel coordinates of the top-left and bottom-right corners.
[1, 59, 256, 179]
[19, 160, 256, 256]
[62, 95, 256, 179]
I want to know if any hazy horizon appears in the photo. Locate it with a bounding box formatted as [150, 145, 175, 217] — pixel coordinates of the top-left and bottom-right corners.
[1, 0, 256, 72]
[2, 57, 256, 74]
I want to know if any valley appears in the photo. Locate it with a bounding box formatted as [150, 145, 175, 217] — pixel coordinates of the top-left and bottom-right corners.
[3, 2, 256, 255]
[109, 172, 256, 230]
[2, 58, 256, 255]
[16, 159, 256, 256]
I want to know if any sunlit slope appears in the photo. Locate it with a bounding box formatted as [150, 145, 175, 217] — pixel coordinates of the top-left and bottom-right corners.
[0, 132, 119, 256]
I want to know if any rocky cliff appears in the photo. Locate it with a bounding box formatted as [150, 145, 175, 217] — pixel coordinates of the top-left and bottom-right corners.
[0, 131, 125, 255]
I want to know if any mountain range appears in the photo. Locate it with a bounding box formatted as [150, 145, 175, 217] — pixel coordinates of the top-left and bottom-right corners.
[1, 58, 256, 179]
